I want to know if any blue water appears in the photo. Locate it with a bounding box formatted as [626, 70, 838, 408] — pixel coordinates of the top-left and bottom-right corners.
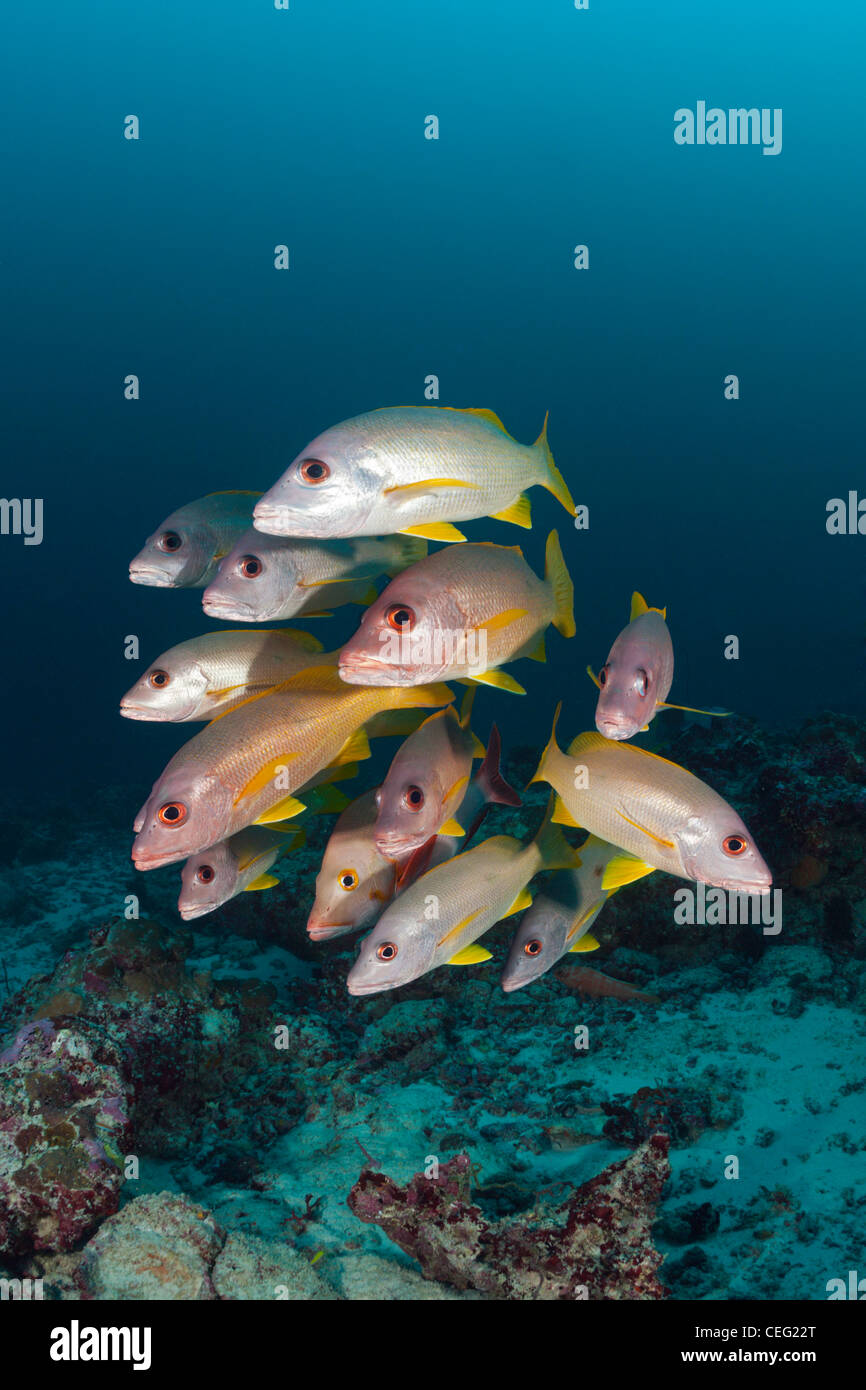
[3, 0, 865, 796]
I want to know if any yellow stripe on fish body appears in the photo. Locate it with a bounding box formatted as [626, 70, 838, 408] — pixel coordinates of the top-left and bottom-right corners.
[339, 406, 575, 535]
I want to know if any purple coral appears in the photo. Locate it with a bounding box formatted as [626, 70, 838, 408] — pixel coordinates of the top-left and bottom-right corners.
[347, 1136, 670, 1299]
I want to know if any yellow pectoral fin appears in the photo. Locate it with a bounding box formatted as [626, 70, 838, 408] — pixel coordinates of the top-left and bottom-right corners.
[245, 872, 280, 891]
[254, 795, 307, 824]
[500, 886, 533, 920]
[468, 669, 526, 696]
[305, 785, 351, 815]
[586, 665, 602, 691]
[474, 607, 529, 634]
[439, 816, 465, 837]
[490, 494, 532, 529]
[569, 932, 600, 953]
[332, 728, 371, 765]
[601, 855, 656, 892]
[656, 701, 732, 717]
[447, 944, 493, 965]
[615, 808, 675, 850]
[235, 753, 301, 806]
[398, 522, 467, 543]
[384, 478, 482, 497]
[551, 796, 581, 828]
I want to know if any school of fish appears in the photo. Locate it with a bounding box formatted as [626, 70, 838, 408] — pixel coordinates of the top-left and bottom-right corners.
[124, 404, 771, 997]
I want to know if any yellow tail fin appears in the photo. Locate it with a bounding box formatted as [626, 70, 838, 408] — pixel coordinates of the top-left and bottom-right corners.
[533, 794, 581, 872]
[545, 530, 575, 638]
[534, 413, 576, 516]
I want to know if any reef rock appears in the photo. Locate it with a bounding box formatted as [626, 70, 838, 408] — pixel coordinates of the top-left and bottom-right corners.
[0, 1020, 128, 1256]
[75, 1192, 224, 1300]
[347, 1135, 670, 1299]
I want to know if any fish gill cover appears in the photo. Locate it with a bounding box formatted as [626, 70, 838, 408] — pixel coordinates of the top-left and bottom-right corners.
[0, 0, 864, 1338]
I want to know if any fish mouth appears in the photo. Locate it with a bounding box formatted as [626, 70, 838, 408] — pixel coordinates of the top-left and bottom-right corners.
[346, 977, 399, 996]
[338, 656, 413, 686]
[178, 901, 219, 921]
[119, 701, 162, 721]
[202, 595, 256, 621]
[132, 846, 187, 871]
[500, 975, 530, 994]
[716, 876, 773, 894]
[375, 832, 424, 859]
[596, 717, 638, 741]
[252, 502, 303, 536]
[307, 920, 356, 940]
[129, 565, 173, 587]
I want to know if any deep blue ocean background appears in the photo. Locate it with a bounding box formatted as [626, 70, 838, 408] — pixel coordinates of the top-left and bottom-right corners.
[3, 0, 865, 801]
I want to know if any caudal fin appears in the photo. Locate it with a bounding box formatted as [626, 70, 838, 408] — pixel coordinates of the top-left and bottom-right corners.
[545, 530, 575, 638]
[533, 794, 582, 872]
[476, 724, 522, 808]
[534, 413, 576, 517]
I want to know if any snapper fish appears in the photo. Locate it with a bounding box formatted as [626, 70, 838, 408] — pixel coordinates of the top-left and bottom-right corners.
[501, 836, 653, 992]
[373, 692, 521, 859]
[307, 731, 520, 940]
[531, 709, 772, 893]
[589, 592, 728, 740]
[202, 530, 426, 622]
[120, 628, 329, 722]
[129, 492, 261, 589]
[338, 532, 574, 696]
[346, 800, 580, 996]
[252, 406, 575, 543]
[131, 667, 452, 871]
[178, 823, 306, 920]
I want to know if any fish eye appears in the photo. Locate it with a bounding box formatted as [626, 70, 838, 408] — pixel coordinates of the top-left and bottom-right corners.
[148, 669, 170, 689]
[376, 942, 398, 961]
[403, 785, 425, 811]
[524, 939, 543, 957]
[386, 604, 416, 632]
[339, 869, 358, 891]
[635, 668, 648, 698]
[723, 834, 748, 856]
[158, 531, 183, 552]
[196, 864, 215, 884]
[599, 666, 608, 686]
[299, 458, 330, 484]
[239, 554, 263, 579]
[157, 801, 187, 827]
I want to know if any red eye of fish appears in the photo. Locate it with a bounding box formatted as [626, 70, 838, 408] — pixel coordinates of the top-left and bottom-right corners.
[299, 459, 329, 484]
[239, 554, 262, 579]
[377, 942, 398, 961]
[386, 604, 415, 632]
[524, 939, 543, 957]
[339, 869, 358, 891]
[599, 666, 608, 686]
[196, 865, 215, 884]
[157, 802, 187, 827]
[403, 786, 425, 811]
[149, 669, 170, 688]
[723, 834, 748, 856]
[158, 531, 182, 552]
[635, 669, 648, 698]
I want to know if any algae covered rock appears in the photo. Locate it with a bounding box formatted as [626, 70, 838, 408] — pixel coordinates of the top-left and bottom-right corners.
[75, 1192, 225, 1300]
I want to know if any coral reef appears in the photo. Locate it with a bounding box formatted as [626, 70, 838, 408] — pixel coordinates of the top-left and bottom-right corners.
[347, 1138, 670, 1299]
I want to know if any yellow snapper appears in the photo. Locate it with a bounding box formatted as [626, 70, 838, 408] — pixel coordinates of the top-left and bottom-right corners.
[252, 406, 575, 543]
[202, 529, 426, 622]
[131, 667, 452, 871]
[120, 628, 330, 722]
[346, 800, 580, 995]
[338, 531, 575, 696]
[501, 836, 653, 992]
[178, 823, 306, 920]
[531, 710, 772, 893]
[129, 491, 261, 588]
